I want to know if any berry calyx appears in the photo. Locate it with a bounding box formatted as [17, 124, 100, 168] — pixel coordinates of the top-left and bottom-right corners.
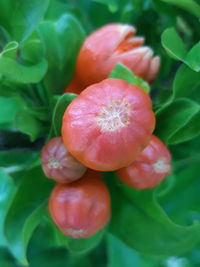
[41, 137, 87, 183]
[48, 170, 110, 238]
[117, 135, 171, 189]
[62, 78, 155, 171]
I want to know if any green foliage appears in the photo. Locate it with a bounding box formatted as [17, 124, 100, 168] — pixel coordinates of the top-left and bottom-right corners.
[1, 0, 200, 266]
[0, 170, 16, 247]
[0, 42, 47, 84]
[105, 172, 200, 257]
[162, 0, 200, 18]
[0, 0, 49, 41]
[155, 99, 200, 144]
[4, 167, 53, 265]
[66, 229, 105, 254]
[52, 93, 77, 136]
[162, 28, 200, 72]
[37, 13, 86, 94]
[109, 63, 150, 93]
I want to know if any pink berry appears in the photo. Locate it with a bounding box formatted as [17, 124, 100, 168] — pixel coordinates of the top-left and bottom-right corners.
[41, 137, 87, 183]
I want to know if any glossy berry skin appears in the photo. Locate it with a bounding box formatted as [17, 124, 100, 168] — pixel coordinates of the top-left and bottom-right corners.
[117, 135, 171, 189]
[48, 170, 110, 238]
[76, 23, 160, 88]
[62, 78, 155, 171]
[41, 137, 87, 183]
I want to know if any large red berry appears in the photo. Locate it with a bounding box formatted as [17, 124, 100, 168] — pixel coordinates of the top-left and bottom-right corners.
[75, 23, 160, 88]
[117, 135, 171, 189]
[48, 170, 110, 238]
[41, 137, 87, 183]
[62, 78, 155, 171]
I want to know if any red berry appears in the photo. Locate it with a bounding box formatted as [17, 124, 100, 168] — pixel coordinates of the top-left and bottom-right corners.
[75, 23, 160, 88]
[62, 78, 155, 171]
[64, 76, 85, 94]
[41, 137, 87, 183]
[48, 170, 110, 238]
[117, 135, 171, 189]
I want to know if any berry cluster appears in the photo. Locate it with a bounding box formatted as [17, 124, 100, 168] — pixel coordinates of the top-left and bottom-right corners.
[41, 23, 171, 239]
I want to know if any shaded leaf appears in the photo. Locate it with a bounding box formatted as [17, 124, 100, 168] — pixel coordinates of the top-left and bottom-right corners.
[37, 13, 85, 94]
[155, 98, 200, 144]
[185, 42, 200, 72]
[66, 229, 105, 254]
[162, 0, 200, 18]
[14, 109, 47, 141]
[106, 172, 200, 256]
[173, 65, 200, 99]
[4, 167, 53, 265]
[52, 93, 77, 136]
[158, 163, 200, 226]
[0, 0, 50, 41]
[0, 169, 16, 246]
[93, 0, 119, 13]
[0, 97, 24, 125]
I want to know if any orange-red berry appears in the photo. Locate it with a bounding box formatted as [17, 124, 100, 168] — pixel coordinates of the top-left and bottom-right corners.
[62, 78, 155, 171]
[48, 170, 110, 238]
[117, 135, 171, 189]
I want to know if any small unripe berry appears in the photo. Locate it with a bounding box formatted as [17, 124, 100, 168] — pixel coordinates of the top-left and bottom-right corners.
[117, 135, 171, 189]
[41, 137, 87, 183]
[62, 78, 155, 171]
[48, 170, 110, 238]
[75, 23, 160, 88]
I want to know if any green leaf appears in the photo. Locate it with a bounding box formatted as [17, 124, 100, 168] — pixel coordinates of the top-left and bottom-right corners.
[173, 65, 200, 99]
[93, 0, 119, 13]
[162, 0, 200, 18]
[0, 40, 47, 83]
[20, 39, 45, 64]
[158, 163, 200, 226]
[155, 98, 200, 144]
[0, 97, 24, 125]
[28, 248, 69, 267]
[0, 57, 47, 84]
[161, 28, 187, 61]
[107, 234, 142, 267]
[0, 0, 50, 41]
[52, 93, 77, 136]
[1, 41, 18, 59]
[109, 63, 150, 93]
[37, 13, 85, 94]
[185, 42, 200, 72]
[0, 248, 16, 267]
[4, 167, 53, 265]
[106, 172, 200, 256]
[0, 79, 22, 97]
[14, 109, 47, 141]
[0, 169, 16, 246]
[162, 29, 200, 73]
[66, 229, 105, 254]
